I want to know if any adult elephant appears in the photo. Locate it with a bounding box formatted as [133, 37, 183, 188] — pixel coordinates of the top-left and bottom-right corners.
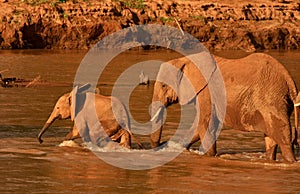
[151, 52, 299, 162]
[38, 84, 143, 149]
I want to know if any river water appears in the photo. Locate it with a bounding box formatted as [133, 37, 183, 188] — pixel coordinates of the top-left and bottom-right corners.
[0, 49, 300, 193]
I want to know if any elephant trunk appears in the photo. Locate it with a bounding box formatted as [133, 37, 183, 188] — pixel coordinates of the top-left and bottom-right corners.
[150, 104, 165, 148]
[38, 113, 59, 144]
[151, 85, 169, 148]
[37, 122, 52, 144]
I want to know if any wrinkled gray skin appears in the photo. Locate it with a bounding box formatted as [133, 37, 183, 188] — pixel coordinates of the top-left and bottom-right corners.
[151, 53, 299, 162]
[38, 88, 133, 148]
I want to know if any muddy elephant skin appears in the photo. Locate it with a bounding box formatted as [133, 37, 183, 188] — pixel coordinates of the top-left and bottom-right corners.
[151, 53, 299, 162]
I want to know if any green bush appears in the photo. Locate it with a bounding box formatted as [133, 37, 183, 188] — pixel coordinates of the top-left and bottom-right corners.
[114, 0, 145, 9]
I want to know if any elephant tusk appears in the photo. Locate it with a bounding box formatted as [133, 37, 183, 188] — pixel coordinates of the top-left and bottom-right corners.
[150, 106, 162, 122]
[294, 103, 300, 107]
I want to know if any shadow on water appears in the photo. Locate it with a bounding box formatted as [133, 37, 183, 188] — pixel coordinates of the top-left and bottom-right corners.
[0, 125, 69, 139]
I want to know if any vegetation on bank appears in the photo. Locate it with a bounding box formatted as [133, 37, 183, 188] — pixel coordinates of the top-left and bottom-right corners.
[20, 0, 146, 8]
[0, 0, 299, 50]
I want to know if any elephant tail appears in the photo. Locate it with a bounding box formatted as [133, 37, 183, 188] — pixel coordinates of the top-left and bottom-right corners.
[284, 68, 299, 146]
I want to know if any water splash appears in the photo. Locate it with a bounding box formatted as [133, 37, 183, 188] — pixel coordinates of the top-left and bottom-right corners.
[58, 140, 186, 154]
[58, 140, 81, 148]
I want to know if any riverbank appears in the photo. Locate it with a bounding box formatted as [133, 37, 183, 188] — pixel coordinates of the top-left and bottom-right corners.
[0, 0, 299, 51]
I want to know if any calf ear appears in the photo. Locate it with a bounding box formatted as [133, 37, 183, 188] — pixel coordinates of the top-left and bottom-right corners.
[70, 86, 78, 121]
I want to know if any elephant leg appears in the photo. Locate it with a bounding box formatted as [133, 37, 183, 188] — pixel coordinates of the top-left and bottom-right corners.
[265, 114, 296, 162]
[200, 108, 218, 156]
[119, 129, 131, 149]
[198, 124, 217, 156]
[204, 142, 217, 156]
[292, 127, 299, 152]
[197, 104, 218, 156]
[65, 125, 81, 141]
[150, 127, 162, 148]
[65, 131, 74, 140]
[265, 135, 278, 160]
[280, 144, 296, 162]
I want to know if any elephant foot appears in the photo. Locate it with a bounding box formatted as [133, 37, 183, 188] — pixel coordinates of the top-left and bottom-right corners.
[200, 143, 217, 156]
[65, 130, 81, 141]
[118, 130, 131, 149]
[151, 141, 160, 149]
[265, 136, 278, 161]
[184, 134, 200, 150]
[265, 136, 296, 162]
[184, 144, 192, 151]
[265, 146, 278, 161]
[119, 142, 130, 149]
[205, 144, 217, 157]
[280, 144, 296, 163]
[119, 135, 131, 149]
[65, 134, 81, 141]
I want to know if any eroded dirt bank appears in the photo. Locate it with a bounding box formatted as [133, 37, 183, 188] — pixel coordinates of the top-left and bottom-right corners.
[0, 0, 299, 50]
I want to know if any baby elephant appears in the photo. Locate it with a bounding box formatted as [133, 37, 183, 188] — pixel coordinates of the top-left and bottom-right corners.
[38, 84, 142, 149]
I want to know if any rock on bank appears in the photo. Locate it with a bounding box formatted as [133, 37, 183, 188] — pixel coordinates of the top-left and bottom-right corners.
[0, 0, 299, 50]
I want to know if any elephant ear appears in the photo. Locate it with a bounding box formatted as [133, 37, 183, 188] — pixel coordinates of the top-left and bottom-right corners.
[177, 64, 197, 105]
[177, 52, 216, 105]
[70, 86, 78, 121]
[70, 83, 92, 121]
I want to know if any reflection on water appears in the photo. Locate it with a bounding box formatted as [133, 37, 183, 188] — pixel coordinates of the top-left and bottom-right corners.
[1, 49, 300, 193]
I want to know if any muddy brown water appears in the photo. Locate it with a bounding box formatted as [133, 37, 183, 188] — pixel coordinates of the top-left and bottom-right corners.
[0, 49, 300, 193]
